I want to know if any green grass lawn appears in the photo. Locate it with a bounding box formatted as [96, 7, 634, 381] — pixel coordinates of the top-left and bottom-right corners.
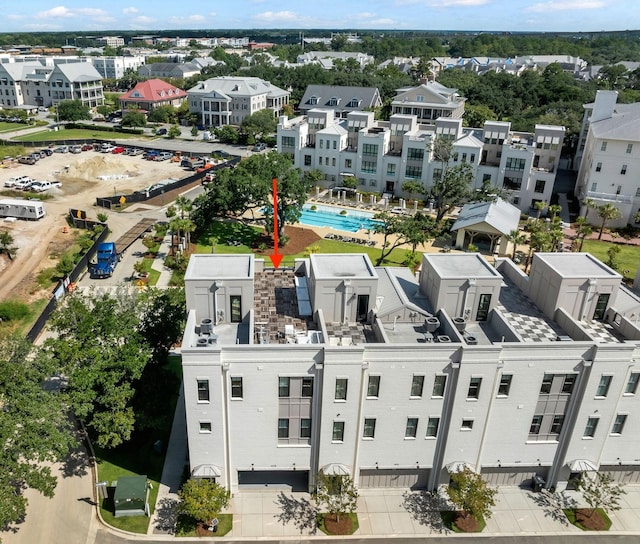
[15, 128, 144, 142]
[563, 508, 612, 531]
[0, 122, 32, 133]
[581, 240, 640, 280]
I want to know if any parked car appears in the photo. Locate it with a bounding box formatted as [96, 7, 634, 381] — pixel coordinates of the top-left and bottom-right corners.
[14, 178, 34, 189]
[5, 176, 31, 188]
[29, 181, 62, 192]
[252, 142, 267, 152]
[111, 146, 125, 154]
[28, 153, 41, 162]
[69, 145, 83, 154]
[18, 156, 36, 165]
[81, 144, 94, 151]
[100, 144, 115, 153]
[155, 151, 173, 161]
[156, 128, 167, 136]
[53, 146, 68, 153]
[144, 150, 159, 160]
[129, 148, 144, 156]
[40, 148, 53, 156]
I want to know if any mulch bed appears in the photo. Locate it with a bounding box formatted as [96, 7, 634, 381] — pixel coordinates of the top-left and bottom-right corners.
[453, 512, 481, 532]
[253, 225, 321, 255]
[323, 513, 353, 535]
[575, 508, 609, 530]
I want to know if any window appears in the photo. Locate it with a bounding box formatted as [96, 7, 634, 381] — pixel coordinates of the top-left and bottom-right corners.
[387, 164, 396, 175]
[593, 293, 610, 320]
[278, 377, 290, 397]
[540, 374, 553, 394]
[411, 375, 425, 397]
[596, 375, 612, 397]
[281, 136, 294, 147]
[302, 377, 314, 397]
[470, 153, 475, 163]
[550, 415, 564, 435]
[199, 421, 212, 433]
[461, 419, 474, 430]
[529, 415, 543, 435]
[505, 157, 526, 170]
[601, 141, 607, 152]
[591, 182, 598, 192]
[433, 375, 446, 397]
[595, 162, 602, 172]
[278, 418, 290, 438]
[231, 377, 243, 398]
[367, 376, 380, 397]
[362, 143, 378, 156]
[335, 378, 348, 401]
[612, 414, 627, 434]
[363, 418, 376, 438]
[626, 143, 633, 154]
[197, 379, 210, 402]
[498, 374, 512, 396]
[625, 372, 640, 394]
[332, 421, 345, 441]
[467, 377, 482, 399]
[304, 155, 311, 166]
[361, 160, 377, 174]
[584, 417, 599, 438]
[300, 418, 311, 438]
[534, 180, 546, 194]
[345, 158, 352, 168]
[461, 153, 467, 162]
[405, 165, 422, 178]
[426, 417, 440, 438]
[621, 164, 627, 175]
[407, 148, 424, 160]
[405, 417, 418, 438]
[476, 294, 491, 321]
[562, 374, 576, 394]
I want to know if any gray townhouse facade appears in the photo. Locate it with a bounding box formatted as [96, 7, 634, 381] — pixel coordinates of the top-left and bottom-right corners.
[181, 251, 640, 494]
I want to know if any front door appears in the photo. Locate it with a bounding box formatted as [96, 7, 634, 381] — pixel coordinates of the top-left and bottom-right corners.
[230, 295, 242, 323]
[385, 181, 395, 192]
[357, 295, 369, 322]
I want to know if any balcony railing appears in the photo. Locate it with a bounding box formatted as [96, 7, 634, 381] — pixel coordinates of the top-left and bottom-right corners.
[586, 191, 632, 205]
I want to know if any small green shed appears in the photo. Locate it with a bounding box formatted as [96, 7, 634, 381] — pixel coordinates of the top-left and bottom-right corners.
[114, 475, 149, 517]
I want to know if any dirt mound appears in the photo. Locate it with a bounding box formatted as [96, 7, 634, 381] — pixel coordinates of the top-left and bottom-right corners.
[58, 155, 141, 182]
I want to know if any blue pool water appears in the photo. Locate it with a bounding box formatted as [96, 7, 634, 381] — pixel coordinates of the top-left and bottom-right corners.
[297, 204, 380, 233]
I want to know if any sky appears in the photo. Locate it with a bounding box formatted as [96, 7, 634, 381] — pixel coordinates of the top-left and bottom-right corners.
[3, 0, 639, 33]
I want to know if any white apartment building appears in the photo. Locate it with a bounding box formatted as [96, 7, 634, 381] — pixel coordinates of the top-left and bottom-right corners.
[391, 81, 466, 122]
[181, 251, 640, 494]
[574, 90, 640, 227]
[90, 55, 145, 80]
[296, 51, 375, 70]
[277, 107, 564, 214]
[187, 76, 290, 128]
[96, 36, 125, 48]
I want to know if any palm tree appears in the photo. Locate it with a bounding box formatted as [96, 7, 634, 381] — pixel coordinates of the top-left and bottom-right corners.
[548, 204, 562, 220]
[507, 229, 527, 260]
[597, 203, 622, 240]
[534, 200, 547, 220]
[575, 216, 593, 251]
[582, 197, 597, 219]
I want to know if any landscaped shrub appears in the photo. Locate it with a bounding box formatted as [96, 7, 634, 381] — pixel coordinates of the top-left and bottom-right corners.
[0, 301, 30, 322]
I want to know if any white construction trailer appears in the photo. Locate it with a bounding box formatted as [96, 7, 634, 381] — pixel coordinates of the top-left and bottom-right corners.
[0, 198, 46, 220]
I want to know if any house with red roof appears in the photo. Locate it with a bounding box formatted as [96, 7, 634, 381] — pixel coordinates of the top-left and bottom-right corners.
[119, 79, 187, 111]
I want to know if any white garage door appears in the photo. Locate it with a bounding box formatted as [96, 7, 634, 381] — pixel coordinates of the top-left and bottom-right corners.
[601, 465, 640, 484]
[480, 466, 545, 486]
[359, 469, 429, 489]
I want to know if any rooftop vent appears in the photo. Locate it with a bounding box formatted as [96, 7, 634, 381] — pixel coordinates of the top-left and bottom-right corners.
[437, 335, 451, 343]
[453, 317, 466, 333]
[196, 337, 209, 347]
[200, 318, 213, 335]
[425, 317, 440, 333]
[465, 335, 478, 345]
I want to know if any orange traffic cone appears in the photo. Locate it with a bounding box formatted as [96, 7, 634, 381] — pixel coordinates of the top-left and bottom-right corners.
[62, 226, 68, 234]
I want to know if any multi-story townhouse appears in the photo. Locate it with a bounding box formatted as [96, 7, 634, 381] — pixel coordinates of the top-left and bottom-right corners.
[277, 108, 564, 214]
[391, 82, 466, 122]
[296, 51, 375, 70]
[138, 62, 201, 80]
[574, 90, 640, 227]
[187, 76, 290, 128]
[47, 63, 104, 109]
[299, 85, 382, 119]
[181, 251, 640, 494]
[90, 55, 145, 80]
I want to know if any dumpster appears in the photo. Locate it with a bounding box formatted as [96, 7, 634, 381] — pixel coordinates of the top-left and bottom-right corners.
[532, 474, 546, 492]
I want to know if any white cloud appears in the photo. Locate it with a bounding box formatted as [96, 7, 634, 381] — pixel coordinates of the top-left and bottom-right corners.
[526, 1, 606, 12]
[428, 0, 490, 6]
[254, 10, 300, 23]
[131, 15, 156, 25]
[168, 14, 207, 24]
[35, 5, 112, 20]
[36, 6, 75, 19]
[123, 7, 139, 15]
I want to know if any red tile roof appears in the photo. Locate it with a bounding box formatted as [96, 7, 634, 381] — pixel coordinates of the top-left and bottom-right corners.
[120, 79, 188, 103]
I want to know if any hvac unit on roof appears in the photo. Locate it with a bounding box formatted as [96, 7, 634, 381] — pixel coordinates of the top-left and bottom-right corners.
[196, 337, 209, 347]
[200, 318, 213, 335]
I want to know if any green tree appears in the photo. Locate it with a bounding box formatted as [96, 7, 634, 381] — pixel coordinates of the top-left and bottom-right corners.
[241, 109, 277, 144]
[121, 110, 147, 127]
[148, 105, 176, 124]
[463, 104, 497, 128]
[548, 204, 562, 220]
[576, 472, 626, 518]
[168, 124, 181, 139]
[191, 125, 198, 138]
[214, 125, 240, 144]
[42, 289, 152, 448]
[137, 287, 186, 363]
[446, 467, 497, 522]
[507, 229, 527, 260]
[402, 180, 427, 202]
[193, 152, 309, 241]
[0, 230, 17, 260]
[0, 333, 75, 534]
[534, 200, 547, 220]
[432, 162, 474, 223]
[313, 472, 359, 524]
[607, 244, 621, 270]
[597, 203, 622, 240]
[574, 216, 593, 251]
[55, 252, 75, 278]
[177, 479, 230, 525]
[56, 100, 91, 122]
[582, 197, 597, 219]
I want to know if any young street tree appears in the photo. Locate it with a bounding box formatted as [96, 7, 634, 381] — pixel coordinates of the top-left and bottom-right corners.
[597, 203, 622, 240]
[0, 230, 17, 260]
[177, 478, 230, 525]
[576, 472, 626, 518]
[0, 333, 75, 533]
[446, 467, 498, 522]
[314, 472, 359, 524]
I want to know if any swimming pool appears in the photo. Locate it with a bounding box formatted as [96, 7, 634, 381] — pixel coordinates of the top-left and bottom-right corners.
[297, 204, 380, 233]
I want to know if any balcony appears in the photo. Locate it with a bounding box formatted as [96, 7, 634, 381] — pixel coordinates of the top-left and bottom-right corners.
[586, 191, 632, 205]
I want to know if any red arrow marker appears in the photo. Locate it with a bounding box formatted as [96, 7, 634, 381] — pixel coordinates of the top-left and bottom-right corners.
[269, 177, 283, 269]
